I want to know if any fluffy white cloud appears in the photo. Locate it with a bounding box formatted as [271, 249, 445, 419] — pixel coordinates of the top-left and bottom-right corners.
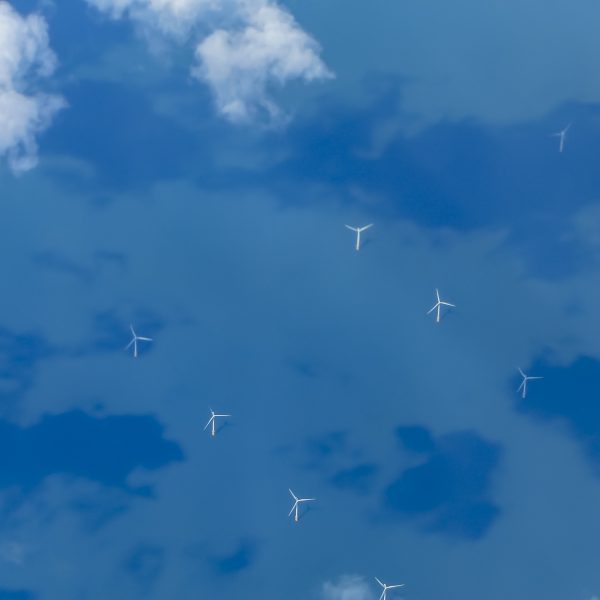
[322, 575, 375, 600]
[194, 2, 332, 122]
[0, 2, 65, 173]
[85, 0, 332, 123]
[86, 0, 218, 37]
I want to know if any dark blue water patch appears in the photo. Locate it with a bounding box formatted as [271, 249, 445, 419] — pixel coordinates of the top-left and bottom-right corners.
[0, 410, 183, 494]
[429, 500, 500, 540]
[24, 0, 134, 73]
[287, 358, 321, 379]
[268, 83, 600, 226]
[303, 431, 348, 469]
[383, 428, 501, 540]
[330, 463, 378, 494]
[516, 356, 600, 473]
[245, 81, 600, 279]
[43, 79, 204, 192]
[210, 539, 258, 575]
[125, 543, 165, 586]
[0, 590, 35, 600]
[307, 431, 347, 458]
[395, 426, 436, 454]
[0, 327, 53, 402]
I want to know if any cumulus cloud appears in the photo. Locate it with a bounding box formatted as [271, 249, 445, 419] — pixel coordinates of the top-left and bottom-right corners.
[322, 575, 375, 600]
[194, 2, 332, 122]
[85, 0, 332, 123]
[0, 2, 65, 173]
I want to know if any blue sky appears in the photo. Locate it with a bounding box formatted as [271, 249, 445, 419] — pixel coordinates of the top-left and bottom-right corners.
[2, 0, 600, 598]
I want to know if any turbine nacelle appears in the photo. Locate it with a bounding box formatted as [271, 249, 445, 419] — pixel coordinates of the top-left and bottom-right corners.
[124, 324, 153, 358]
[204, 408, 231, 437]
[375, 577, 405, 600]
[345, 223, 373, 251]
[288, 489, 315, 523]
[517, 367, 543, 398]
[427, 288, 455, 323]
[551, 122, 572, 153]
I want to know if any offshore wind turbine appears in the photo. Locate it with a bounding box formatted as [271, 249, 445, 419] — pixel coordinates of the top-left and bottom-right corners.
[375, 577, 405, 600]
[288, 489, 315, 523]
[427, 288, 455, 323]
[345, 224, 373, 251]
[204, 408, 230, 437]
[125, 324, 152, 358]
[551, 122, 571, 153]
[517, 367, 543, 399]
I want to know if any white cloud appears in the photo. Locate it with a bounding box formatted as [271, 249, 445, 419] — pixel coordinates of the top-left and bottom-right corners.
[193, 2, 332, 123]
[0, 2, 65, 173]
[322, 575, 375, 600]
[85, 0, 218, 37]
[85, 0, 332, 123]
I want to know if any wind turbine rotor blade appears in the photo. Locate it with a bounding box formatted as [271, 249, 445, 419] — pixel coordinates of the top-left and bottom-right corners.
[204, 417, 214, 430]
[125, 339, 134, 350]
[427, 305, 437, 314]
[360, 224, 374, 231]
[288, 502, 298, 517]
[375, 578, 384, 587]
[129, 324, 136, 336]
[378, 591, 385, 600]
[137, 336, 152, 341]
[289, 489, 298, 501]
[388, 584, 405, 589]
[345, 225, 357, 231]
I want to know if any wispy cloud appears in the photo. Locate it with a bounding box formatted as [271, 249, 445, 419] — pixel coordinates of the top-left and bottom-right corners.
[322, 575, 375, 600]
[85, 0, 332, 123]
[0, 2, 65, 173]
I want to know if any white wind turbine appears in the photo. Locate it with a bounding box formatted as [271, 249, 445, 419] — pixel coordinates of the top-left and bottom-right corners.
[551, 122, 571, 153]
[125, 324, 152, 358]
[204, 408, 230, 437]
[517, 367, 543, 399]
[345, 224, 373, 251]
[375, 577, 405, 600]
[427, 288, 455, 323]
[288, 489, 315, 523]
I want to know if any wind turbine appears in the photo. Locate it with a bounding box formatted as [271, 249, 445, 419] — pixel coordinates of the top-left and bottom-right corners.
[517, 367, 543, 399]
[345, 224, 373, 251]
[288, 489, 315, 523]
[204, 408, 230, 437]
[125, 324, 152, 358]
[427, 288, 455, 323]
[551, 122, 571, 153]
[375, 577, 405, 600]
